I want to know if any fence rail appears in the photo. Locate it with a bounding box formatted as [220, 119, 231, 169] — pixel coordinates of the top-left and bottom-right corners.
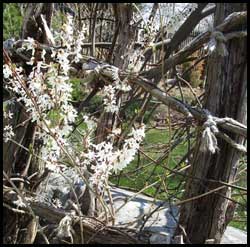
[80, 17, 205, 65]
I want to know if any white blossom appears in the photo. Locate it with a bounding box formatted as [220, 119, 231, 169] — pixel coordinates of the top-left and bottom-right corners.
[61, 14, 74, 49]
[73, 28, 87, 63]
[4, 125, 15, 142]
[83, 115, 96, 131]
[3, 16, 146, 194]
[103, 85, 119, 113]
[4, 111, 13, 119]
[112, 128, 121, 135]
[114, 78, 132, 92]
[3, 64, 12, 79]
[87, 125, 145, 192]
[41, 49, 46, 62]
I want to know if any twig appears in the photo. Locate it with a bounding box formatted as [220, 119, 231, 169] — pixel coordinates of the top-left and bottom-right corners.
[174, 185, 226, 206]
[3, 171, 50, 244]
[176, 74, 202, 107]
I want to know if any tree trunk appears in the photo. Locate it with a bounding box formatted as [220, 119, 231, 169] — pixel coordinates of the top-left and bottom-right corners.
[175, 3, 247, 244]
[93, 3, 137, 217]
[95, 4, 136, 144]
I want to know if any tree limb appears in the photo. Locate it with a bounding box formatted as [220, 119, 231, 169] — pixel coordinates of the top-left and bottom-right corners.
[141, 11, 247, 83]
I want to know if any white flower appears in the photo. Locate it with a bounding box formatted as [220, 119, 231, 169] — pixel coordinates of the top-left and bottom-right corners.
[61, 14, 74, 49]
[114, 79, 132, 92]
[89, 125, 145, 191]
[73, 29, 86, 63]
[56, 49, 70, 74]
[103, 85, 119, 113]
[66, 107, 77, 123]
[41, 49, 46, 62]
[4, 125, 15, 142]
[60, 125, 73, 136]
[85, 150, 96, 161]
[3, 64, 12, 79]
[112, 128, 121, 135]
[83, 116, 96, 131]
[131, 124, 145, 142]
[4, 111, 13, 119]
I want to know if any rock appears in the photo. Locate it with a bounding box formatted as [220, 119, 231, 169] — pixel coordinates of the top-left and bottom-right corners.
[221, 226, 247, 244]
[109, 187, 247, 244]
[35, 171, 247, 244]
[150, 232, 171, 244]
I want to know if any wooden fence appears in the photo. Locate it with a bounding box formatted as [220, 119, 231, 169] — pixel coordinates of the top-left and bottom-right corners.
[80, 17, 205, 67]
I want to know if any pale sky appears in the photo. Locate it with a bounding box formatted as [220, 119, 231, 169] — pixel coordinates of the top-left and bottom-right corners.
[140, 3, 214, 33]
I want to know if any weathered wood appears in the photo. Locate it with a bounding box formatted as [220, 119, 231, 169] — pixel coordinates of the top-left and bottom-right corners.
[93, 3, 138, 218]
[175, 3, 247, 244]
[142, 11, 247, 83]
[3, 189, 143, 244]
[142, 3, 211, 69]
[95, 3, 137, 145]
[164, 3, 208, 59]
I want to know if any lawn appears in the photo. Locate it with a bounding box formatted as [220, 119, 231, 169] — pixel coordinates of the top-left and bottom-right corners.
[110, 127, 189, 200]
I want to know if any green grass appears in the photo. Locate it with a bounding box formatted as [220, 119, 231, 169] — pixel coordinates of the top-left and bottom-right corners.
[110, 128, 188, 200]
[70, 77, 86, 102]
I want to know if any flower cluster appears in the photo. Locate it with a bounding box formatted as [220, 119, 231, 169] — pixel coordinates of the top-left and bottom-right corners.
[4, 34, 78, 171]
[73, 28, 87, 63]
[115, 78, 132, 92]
[103, 85, 119, 113]
[3, 125, 15, 143]
[61, 14, 74, 49]
[101, 74, 131, 113]
[3, 64, 12, 79]
[3, 108, 14, 143]
[4, 110, 13, 120]
[83, 124, 145, 192]
[4, 14, 146, 199]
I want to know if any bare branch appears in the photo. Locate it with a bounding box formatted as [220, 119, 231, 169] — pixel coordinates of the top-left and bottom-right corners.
[142, 11, 247, 82]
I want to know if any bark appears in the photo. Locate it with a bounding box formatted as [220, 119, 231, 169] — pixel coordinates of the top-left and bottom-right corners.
[93, 3, 137, 217]
[148, 3, 159, 25]
[142, 3, 211, 70]
[112, 3, 137, 69]
[174, 3, 247, 243]
[141, 10, 246, 84]
[95, 3, 137, 145]
[163, 3, 208, 59]
[6, 12, 247, 139]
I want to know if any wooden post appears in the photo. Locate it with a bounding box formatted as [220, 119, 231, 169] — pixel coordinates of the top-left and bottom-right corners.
[175, 3, 247, 243]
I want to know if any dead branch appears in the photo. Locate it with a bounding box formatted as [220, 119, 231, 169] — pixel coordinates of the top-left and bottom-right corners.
[3, 188, 145, 244]
[142, 11, 247, 82]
